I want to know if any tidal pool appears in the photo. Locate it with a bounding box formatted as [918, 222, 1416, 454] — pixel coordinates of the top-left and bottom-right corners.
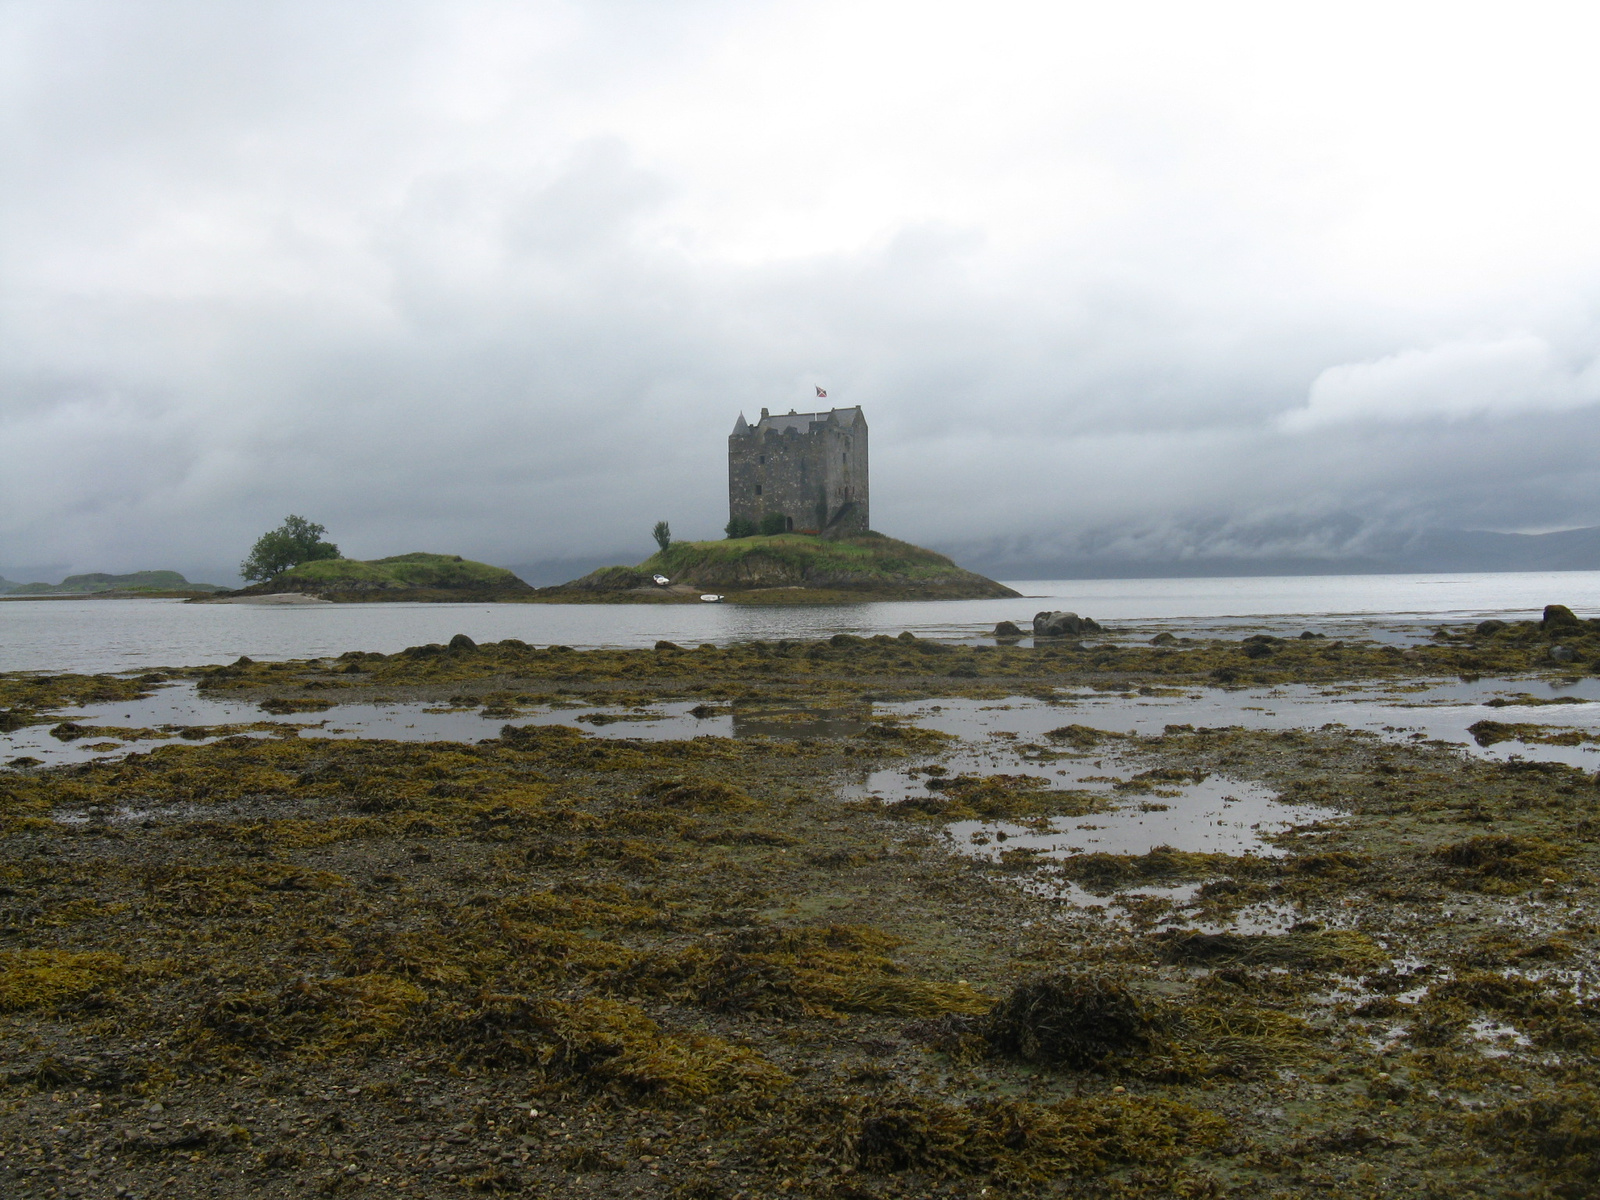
[10, 674, 1600, 771]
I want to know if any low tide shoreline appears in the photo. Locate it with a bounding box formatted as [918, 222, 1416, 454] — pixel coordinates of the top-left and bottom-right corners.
[2, 620, 1600, 1197]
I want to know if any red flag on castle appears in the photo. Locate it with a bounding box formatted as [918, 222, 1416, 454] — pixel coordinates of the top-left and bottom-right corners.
[815, 386, 827, 398]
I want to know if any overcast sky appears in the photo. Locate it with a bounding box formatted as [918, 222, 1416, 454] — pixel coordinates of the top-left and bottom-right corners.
[5, 0, 1600, 582]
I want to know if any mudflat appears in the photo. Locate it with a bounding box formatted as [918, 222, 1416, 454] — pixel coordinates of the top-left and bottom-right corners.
[3, 616, 1600, 1198]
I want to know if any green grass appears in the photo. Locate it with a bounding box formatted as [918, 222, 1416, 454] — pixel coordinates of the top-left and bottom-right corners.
[8, 570, 220, 595]
[558, 534, 1017, 599]
[653, 534, 947, 574]
[240, 553, 532, 599]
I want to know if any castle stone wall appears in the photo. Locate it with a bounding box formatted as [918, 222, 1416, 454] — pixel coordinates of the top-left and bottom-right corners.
[728, 407, 868, 535]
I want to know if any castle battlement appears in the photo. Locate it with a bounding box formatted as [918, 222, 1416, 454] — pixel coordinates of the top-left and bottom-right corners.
[728, 405, 869, 535]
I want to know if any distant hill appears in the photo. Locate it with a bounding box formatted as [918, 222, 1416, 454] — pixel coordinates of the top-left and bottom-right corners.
[5, 570, 223, 596]
[945, 525, 1600, 581]
[217, 553, 535, 602]
[540, 533, 1020, 603]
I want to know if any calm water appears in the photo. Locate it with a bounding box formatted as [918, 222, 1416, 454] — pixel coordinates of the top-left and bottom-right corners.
[2, 570, 1598, 675]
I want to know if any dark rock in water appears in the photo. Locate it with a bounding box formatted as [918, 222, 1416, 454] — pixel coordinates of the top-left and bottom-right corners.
[993, 621, 1024, 638]
[1033, 611, 1101, 637]
[1299, 630, 1325, 639]
[1150, 632, 1177, 646]
[1550, 645, 1576, 662]
[234, 656, 254, 667]
[1543, 604, 1581, 629]
[447, 634, 476, 651]
[654, 640, 682, 651]
[49, 723, 89, 741]
[1476, 619, 1508, 636]
[1241, 634, 1279, 659]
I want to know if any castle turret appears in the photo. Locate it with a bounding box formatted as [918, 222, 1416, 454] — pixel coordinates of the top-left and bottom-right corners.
[727, 405, 868, 536]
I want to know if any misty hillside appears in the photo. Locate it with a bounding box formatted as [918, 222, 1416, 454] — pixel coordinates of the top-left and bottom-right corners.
[945, 525, 1600, 581]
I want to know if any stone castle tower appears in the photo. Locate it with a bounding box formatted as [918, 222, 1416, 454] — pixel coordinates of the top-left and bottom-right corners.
[728, 406, 869, 535]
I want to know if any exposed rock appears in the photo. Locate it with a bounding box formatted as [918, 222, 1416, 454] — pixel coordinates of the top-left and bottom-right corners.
[993, 621, 1024, 638]
[1033, 611, 1102, 637]
[1475, 619, 1508, 635]
[1150, 632, 1176, 646]
[1549, 645, 1576, 662]
[1542, 604, 1581, 629]
[448, 634, 477, 652]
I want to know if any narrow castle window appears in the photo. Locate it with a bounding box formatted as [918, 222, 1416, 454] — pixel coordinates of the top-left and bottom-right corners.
[755, 484, 762, 495]
[758, 455, 765, 464]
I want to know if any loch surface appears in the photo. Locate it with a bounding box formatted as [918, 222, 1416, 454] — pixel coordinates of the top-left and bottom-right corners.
[3, 569, 1598, 674]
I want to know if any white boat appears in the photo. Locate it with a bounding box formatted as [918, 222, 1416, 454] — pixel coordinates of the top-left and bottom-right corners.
[700, 594, 723, 603]
[652, 574, 671, 586]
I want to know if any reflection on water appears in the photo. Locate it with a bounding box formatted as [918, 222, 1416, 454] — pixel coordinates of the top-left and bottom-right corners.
[844, 715, 1333, 862]
[731, 706, 869, 739]
[1, 682, 887, 768]
[868, 679, 1600, 769]
[10, 673, 1600, 773]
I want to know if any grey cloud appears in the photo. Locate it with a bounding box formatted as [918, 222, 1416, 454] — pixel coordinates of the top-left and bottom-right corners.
[4, 2, 1600, 585]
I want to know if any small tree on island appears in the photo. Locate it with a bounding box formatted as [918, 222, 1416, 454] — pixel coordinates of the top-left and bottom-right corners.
[652, 521, 672, 553]
[240, 515, 341, 582]
[724, 517, 756, 539]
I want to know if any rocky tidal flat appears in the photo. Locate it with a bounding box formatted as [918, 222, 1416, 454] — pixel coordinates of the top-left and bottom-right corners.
[4, 613, 1600, 1197]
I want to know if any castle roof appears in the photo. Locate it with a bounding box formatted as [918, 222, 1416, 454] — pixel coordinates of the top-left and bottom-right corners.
[741, 406, 863, 436]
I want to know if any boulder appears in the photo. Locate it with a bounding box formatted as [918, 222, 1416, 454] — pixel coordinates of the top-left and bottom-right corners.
[1475, 619, 1508, 636]
[1543, 604, 1582, 629]
[1550, 645, 1576, 662]
[1033, 611, 1102, 637]
[993, 621, 1024, 638]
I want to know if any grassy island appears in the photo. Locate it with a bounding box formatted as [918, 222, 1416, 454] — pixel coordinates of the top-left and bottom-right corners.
[3, 570, 222, 598]
[538, 532, 1019, 603]
[213, 552, 534, 603]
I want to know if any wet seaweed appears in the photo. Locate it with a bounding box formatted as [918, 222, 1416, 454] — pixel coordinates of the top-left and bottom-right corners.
[1152, 928, 1388, 974]
[760, 1087, 1227, 1192]
[6, 630, 1600, 1197]
[974, 971, 1314, 1080]
[600, 924, 988, 1019]
[1476, 1086, 1600, 1192]
[1433, 834, 1568, 892]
